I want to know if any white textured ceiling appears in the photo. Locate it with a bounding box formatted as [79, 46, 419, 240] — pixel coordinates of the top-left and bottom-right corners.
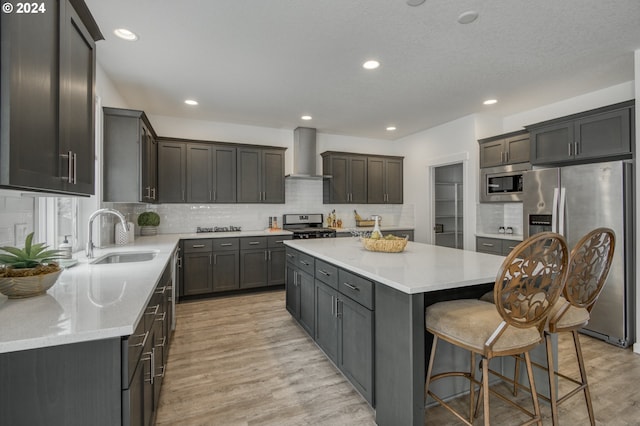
[85, 0, 640, 140]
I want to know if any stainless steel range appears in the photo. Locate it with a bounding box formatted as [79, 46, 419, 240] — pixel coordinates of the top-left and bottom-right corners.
[282, 214, 336, 239]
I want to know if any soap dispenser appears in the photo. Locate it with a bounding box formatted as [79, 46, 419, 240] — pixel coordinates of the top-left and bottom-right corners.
[59, 235, 72, 259]
[371, 215, 383, 239]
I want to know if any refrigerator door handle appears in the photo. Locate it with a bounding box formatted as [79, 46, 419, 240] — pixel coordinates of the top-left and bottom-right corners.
[551, 187, 559, 233]
[558, 187, 566, 236]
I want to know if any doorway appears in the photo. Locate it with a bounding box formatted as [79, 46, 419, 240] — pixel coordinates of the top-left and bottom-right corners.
[433, 163, 463, 249]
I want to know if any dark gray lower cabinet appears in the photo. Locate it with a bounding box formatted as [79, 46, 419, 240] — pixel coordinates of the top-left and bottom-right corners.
[285, 263, 315, 336]
[315, 280, 339, 363]
[212, 251, 240, 292]
[183, 251, 213, 295]
[287, 247, 375, 405]
[339, 295, 374, 402]
[240, 249, 269, 288]
[0, 263, 173, 426]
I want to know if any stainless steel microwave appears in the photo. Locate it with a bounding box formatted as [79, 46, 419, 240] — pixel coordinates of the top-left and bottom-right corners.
[480, 163, 531, 203]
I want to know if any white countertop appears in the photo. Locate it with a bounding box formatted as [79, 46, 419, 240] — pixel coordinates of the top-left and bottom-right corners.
[475, 232, 523, 241]
[0, 229, 293, 354]
[335, 226, 415, 233]
[284, 238, 506, 295]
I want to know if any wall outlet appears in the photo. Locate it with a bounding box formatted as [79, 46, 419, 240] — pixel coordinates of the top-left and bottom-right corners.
[14, 223, 28, 246]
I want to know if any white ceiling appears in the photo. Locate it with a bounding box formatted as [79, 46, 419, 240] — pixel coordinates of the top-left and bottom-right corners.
[85, 0, 640, 140]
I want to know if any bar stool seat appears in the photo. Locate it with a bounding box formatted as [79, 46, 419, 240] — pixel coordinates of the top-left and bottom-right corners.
[547, 296, 590, 330]
[427, 299, 542, 353]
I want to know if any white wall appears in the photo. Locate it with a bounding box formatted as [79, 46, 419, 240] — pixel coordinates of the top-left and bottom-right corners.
[503, 81, 634, 133]
[397, 115, 478, 245]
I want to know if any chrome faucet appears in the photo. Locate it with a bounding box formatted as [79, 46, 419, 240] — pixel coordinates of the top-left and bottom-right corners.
[86, 208, 129, 258]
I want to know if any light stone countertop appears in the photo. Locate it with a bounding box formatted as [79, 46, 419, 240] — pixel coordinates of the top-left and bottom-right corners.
[284, 238, 506, 295]
[0, 229, 293, 354]
[475, 232, 524, 241]
[335, 226, 415, 233]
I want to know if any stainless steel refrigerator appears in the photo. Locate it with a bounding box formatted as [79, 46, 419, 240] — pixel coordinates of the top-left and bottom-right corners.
[523, 161, 634, 347]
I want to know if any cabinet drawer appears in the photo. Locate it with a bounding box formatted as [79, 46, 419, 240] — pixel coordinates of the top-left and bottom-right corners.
[240, 236, 267, 250]
[286, 248, 298, 265]
[476, 237, 502, 255]
[183, 239, 212, 253]
[502, 240, 521, 256]
[212, 238, 240, 251]
[268, 235, 292, 248]
[339, 269, 374, 310]
[297, 252, 315, 276]
[315, 259, 338, 289]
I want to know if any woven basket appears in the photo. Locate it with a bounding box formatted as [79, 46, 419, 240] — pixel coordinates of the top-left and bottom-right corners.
[362, 236, 408, 253]
[0, 268, 62, 299]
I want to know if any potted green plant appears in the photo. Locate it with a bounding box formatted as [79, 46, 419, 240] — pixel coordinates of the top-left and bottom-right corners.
[0, 232, 63, 298]
[138, 211, 160, 236]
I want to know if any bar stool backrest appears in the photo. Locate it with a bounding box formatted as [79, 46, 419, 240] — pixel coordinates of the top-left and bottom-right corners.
[564, 227, 615, 312]
[493, 232, 569, 332]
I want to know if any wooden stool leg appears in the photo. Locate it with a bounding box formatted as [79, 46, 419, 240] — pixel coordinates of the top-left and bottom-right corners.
[513, 355, 521, 396]
[469, 352, 476, 423]
[546, 332, 560, 425]
[524, 351, 543, 426]
[573, 330, 596, 426]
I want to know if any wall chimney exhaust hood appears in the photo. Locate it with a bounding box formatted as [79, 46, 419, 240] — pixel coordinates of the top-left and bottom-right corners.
[286, 127, 328, 179]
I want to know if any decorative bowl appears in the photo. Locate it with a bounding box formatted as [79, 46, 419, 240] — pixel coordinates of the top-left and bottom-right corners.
[0, 268, 62, 299]
[362, 236, 408, 253]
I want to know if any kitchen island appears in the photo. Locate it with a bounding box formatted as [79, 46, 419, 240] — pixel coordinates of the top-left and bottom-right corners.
[284, 237, 507, 426]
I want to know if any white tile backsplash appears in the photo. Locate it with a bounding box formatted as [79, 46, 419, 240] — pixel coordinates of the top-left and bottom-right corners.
[102, 179, 415, 243]
[476, 202, 523, 235]
[0, 192, 35, 246]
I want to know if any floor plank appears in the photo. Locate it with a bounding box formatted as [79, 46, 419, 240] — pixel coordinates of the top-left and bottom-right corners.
[156, 290, 640, 425]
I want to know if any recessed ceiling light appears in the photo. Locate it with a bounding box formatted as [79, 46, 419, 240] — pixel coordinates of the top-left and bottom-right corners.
[457, 11, 479, 24]
[362, 60, 380, 70]
[406, 0, 426, 6]
[113, 28, 138, 41]
[184, 99, 198, 106]
[483, 99, 498, 105]
[301, 115, 312, 120]
[386, 126, 397, 131]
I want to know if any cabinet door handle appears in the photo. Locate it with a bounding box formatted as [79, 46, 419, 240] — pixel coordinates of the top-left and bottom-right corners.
[343, 282, 359, 291]
[192, 244, 206, 248]
[482, 243, 494, 247]
[220, 243, 233, 247]
[275, 240, 284, 244]
[146, 304, 160, 316]
[318, 269, 331, 277]
[130, 330, 149, 348]
[286, 253, 295, 259]
[249, 241, 261, 245]
[209, 190, 212, 201]
[575, 142, 580, 155]
[505, 151, 509, 163]
[155, 286, 167, 294]
[72, 152, 77, 184]
[151, 187, 156, 200]
[213, 191, 216, 201]
[155, 312, 167, 322]
[154, 365, 166, 379]
[62, 151, 73, 183]
[142, 350, 154, 384]
[336, 298, 342, 318]
[568, 143, 573, 156]
[300, 260, 310, 266]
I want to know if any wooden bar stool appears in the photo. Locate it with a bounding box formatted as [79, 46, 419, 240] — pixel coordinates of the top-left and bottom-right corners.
[511, 227, 615, 425]
[425, 232, 569, 425]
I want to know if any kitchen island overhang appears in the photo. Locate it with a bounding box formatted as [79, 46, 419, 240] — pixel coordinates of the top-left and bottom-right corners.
[284, 238, 507, 426]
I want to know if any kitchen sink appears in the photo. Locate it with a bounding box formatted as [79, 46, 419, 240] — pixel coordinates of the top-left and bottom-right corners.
[91, 251, 158, 265]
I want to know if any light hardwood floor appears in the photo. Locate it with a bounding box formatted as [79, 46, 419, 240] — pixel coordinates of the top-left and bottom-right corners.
[156, 290, 640, 425]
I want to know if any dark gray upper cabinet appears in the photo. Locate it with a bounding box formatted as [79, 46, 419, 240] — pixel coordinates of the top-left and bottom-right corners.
[322, 152, 368, 204]
[157, 140, 187, 203]
[527, 100, 634, 166]
[0, 0, 101, 195]
[478, 130, 530, 168]
[103, 108, 158, 203]
[186, 143, 237, 203]
[367, 156, 403, 204]
[237, 147, 285, 203]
